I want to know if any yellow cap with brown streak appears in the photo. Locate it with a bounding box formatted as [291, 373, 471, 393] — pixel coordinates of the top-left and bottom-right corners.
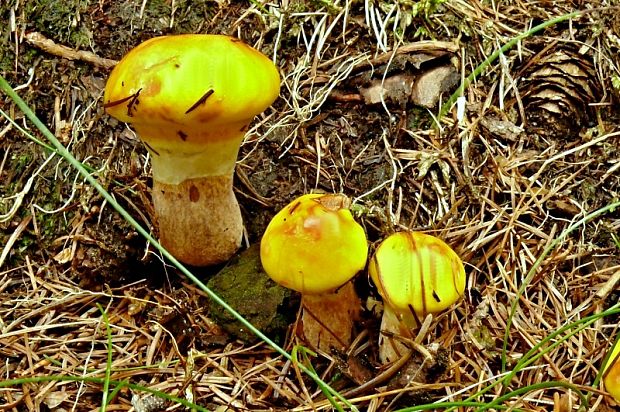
[104, 34, 280, 184]
[603, 339, 620, 402]
[369, 231, 466, 324]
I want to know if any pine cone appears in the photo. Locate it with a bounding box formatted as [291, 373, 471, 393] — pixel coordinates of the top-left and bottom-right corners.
[517, 42, 599, 139]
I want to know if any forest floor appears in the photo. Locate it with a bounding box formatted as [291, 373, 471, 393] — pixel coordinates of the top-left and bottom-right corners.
[1, 0, 620, 411]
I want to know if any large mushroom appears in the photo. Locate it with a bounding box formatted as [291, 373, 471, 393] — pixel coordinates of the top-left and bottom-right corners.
[104, 34, 280, 266]
[369, 231, 466, 362]
[260, 193, 368, 351]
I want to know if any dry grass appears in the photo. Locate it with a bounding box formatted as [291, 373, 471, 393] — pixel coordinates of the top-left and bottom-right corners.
[2, 0, 620, 411]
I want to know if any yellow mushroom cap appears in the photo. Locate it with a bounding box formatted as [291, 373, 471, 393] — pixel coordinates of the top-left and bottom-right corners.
[603, 339, 620, 402]
[369, 231, 466, 318]
[104, 34, 279, 142]
[260, 193, 368, 295]
[103, 34, 280, 183]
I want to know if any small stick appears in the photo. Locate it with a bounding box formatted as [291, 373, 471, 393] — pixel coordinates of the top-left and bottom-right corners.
[595, 269, 620, 301]
[184, 89, 214, 114]
[339, 350, 412, 398]
[24, 31, 118, 69]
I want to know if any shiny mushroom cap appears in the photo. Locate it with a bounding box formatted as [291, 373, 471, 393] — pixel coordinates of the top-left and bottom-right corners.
[260, 193, 368, 295]
[603, 339, 620, 402]
[369, 231, 466, 318]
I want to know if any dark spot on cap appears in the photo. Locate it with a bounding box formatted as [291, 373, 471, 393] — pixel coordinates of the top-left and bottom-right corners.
[175, 63, 180, 68]
[121, 81, 125, 87]
[189, 185, 200, 202]
[432, 290, 441, 303]
[288, 201, 301, 214]
[185, 89, 214, 114]
[178, 130, 188, 141]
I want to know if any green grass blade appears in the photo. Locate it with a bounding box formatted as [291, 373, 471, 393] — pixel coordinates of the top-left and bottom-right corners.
[97, 303, 113, 410]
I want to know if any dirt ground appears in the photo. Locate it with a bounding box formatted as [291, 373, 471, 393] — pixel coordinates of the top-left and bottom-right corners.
[1, 0, 620, 411]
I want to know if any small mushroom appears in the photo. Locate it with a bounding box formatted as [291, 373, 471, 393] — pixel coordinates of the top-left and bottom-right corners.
[603, 339, 620, 402]
[104, 34, 280, 266]
[369, 231, 466, 362]
[260, 193, 368, 351]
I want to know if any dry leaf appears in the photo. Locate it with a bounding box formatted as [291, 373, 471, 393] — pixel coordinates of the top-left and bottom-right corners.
[53, 248, 72, 264]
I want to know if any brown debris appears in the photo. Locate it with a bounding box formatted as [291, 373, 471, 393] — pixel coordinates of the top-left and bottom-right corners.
[333, 41, 459, 108]
[410, 65, 459, 108]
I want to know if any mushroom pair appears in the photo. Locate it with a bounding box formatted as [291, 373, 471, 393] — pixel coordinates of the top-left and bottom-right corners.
[260, 194, 466, 355]
[104, 34, 280, 266]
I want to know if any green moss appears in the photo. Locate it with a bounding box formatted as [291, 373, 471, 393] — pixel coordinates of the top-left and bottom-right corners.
[25, 0, 92, 48]
[406, 106, 432, 129]
[206, 244, 294, 343]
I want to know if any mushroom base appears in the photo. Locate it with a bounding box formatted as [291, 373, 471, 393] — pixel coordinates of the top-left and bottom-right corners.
[152, 175, 242, 266]
[378, 305, 416, 363]
[301, 282, 360, 351]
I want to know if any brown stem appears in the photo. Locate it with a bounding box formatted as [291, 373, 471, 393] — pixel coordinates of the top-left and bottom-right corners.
[378, 305, 414, 364]
[301, 282, 361, 351]
[152, 175, 242, 266]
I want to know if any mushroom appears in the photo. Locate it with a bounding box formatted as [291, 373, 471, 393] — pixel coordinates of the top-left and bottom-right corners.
[104, 34, 280, 266]
[603, 339, 620, 402]
[369, 231, 466, 362]
[260, 193, 368, 351]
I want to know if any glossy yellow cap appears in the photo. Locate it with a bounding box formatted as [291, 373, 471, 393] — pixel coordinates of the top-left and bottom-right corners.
[260, 194, 368, 295]
[369, 231, 465, 318]
[104, 34, 280, 142]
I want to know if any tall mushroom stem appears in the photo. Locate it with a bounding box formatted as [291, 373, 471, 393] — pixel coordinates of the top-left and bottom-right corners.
[144, 126, 245, 266]
[153, 175, 242, 266]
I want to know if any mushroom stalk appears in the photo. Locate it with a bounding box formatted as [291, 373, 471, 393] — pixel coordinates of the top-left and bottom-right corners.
[145, 127, 245, 266]
[378, 304, 415, 364]
[301, 282, 360, 351]
[153, 175, 241, 266]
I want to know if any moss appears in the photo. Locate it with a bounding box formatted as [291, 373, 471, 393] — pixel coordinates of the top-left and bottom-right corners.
[25, 0, 92, 48]
[206, 244, 295, 343]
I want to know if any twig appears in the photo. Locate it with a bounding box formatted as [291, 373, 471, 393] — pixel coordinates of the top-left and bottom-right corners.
[24, 32, 117, 69]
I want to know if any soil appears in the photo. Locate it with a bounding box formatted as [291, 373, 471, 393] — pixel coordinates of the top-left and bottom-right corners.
[1, 1, 620, 411]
